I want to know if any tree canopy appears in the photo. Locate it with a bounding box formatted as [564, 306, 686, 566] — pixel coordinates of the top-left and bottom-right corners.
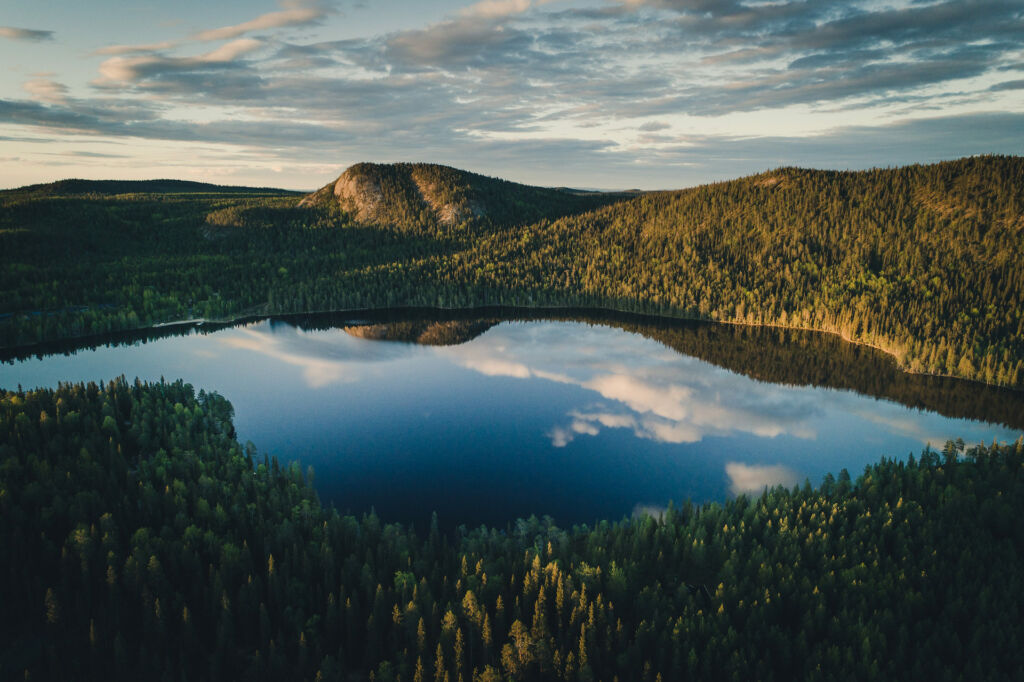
[2, 379, 1022, 680]
[2, 155, 1022, 389]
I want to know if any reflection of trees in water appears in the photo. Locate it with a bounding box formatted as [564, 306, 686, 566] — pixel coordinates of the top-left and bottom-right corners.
[619, 320, 1024, 432]
[4, 306, 1021, 430]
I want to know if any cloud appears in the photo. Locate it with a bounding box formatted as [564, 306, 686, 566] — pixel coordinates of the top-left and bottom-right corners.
[579, 371, 818, 441]
[96, 38, 265, 84]
[382, 17, 535, 72]
[22, 79, 68, 105]
[93, 1, 329, 57]
[202, 38, 266, 62]
[646, 113, 1024, 173]
[453, 322, 822, 448]
[218, 330, 353, 388]
[194, 3, 329, 41]
[67, 150, 129, 159]
[2, 0, 1023, 189]
[460, 0, 533, 19]
[461, 357, 532, 378]
[548, 426, 573, 447]
[725, 462, 799, 496]
[990, 79, 1024, 92]
[91, 39, 269, 102]
[0, 26, 54, 42]
[212, 322, 416, 388]
[94, 41, 180, 56]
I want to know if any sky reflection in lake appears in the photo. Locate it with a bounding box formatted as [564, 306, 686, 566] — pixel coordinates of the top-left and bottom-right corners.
[2, 317, 1021, 529]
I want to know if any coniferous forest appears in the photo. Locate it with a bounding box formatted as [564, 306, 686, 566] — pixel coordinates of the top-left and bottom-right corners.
[1, 156, 1023, 388]
[3, 157, 1024, 680]
[2, 379, 1023, 681]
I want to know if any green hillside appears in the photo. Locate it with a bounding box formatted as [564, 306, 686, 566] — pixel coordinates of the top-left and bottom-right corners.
[1, 156, 1022, 388]
[458, 155, 1024, 385]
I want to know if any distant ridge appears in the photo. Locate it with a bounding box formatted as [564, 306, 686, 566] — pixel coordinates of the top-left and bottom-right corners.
[4, 178, 301, 197]
[300, 162, 636, 229]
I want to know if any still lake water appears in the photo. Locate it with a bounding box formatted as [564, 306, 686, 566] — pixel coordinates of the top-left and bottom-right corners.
[2, 311, 1022, 529]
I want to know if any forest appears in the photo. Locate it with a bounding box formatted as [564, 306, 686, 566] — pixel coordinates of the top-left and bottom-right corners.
[1, 379, 1022, 681]
[1, 155, 1023, 388]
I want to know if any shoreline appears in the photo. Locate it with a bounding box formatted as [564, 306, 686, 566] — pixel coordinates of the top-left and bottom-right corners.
[0, 302, 1016, 392]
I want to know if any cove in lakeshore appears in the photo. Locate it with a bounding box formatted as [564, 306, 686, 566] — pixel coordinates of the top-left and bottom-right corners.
[2, 309, 1022, 531]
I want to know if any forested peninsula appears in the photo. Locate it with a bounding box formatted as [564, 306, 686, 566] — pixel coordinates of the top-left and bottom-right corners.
[2, 155, 1023, 387]
[2, 379, 1022, 681]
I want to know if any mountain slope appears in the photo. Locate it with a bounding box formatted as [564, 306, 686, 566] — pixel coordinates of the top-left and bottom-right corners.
[458, 154, 1024, 385]
[1, 156, 1022, 388]
[299, 162, 632, 230]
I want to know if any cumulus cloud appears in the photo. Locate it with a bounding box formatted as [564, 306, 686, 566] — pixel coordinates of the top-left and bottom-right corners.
[452, 322, 823, 448]
[0, 26, 54, 41]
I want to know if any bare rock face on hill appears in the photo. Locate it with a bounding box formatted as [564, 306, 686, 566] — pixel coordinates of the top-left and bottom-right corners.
[298, 162, 486, 227]
[299, 162, 628, 230]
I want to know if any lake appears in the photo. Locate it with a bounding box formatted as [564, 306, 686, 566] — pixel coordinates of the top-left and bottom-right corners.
[2, 309, 1022, 530]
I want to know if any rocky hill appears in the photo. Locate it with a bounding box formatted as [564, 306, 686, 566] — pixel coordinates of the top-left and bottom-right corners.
[299, 162, 633, 230]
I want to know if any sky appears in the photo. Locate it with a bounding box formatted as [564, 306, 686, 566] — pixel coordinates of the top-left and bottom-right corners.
[1, 0, 1022, 190]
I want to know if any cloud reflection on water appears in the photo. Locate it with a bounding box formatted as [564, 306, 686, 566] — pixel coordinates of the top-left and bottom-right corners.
[725, 462, 801, 496]
[449, 322, 824, 447]
[216, 322, 419, 388]
[215, 318, 1017, 464]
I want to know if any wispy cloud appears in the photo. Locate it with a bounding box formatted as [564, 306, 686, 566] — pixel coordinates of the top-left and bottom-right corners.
[0, 26, 54, 42]
[459, 0, 533, 20]
[22, 79, 68, 105]
[194, 2, 330, 42]
[93, 41, 181, 57]
[2, 0, 1023, 188]
[95, 38, 266, 86]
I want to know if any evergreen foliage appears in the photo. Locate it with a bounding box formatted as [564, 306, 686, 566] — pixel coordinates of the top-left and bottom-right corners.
[2, 156, 1022, 387]
[2, 379, 1023, 680]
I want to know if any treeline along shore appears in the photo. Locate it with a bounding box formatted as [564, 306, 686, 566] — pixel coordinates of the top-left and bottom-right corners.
[2, 156, 1023, 388]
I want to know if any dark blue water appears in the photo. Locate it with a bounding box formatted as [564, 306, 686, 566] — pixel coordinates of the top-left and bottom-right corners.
[2, 316, 1021, 529]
